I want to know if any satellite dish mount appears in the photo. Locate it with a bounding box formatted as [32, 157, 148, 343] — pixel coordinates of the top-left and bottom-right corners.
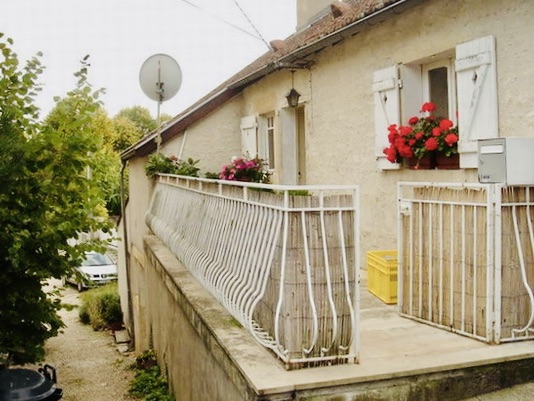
[139, 54, 182, 151]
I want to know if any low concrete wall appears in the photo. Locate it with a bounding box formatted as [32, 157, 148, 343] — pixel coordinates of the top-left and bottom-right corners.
[142, 235, 289, 401]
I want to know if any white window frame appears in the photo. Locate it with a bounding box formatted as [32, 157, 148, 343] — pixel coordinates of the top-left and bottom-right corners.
[258, 112, 276, 170]
[266, 114, 276, 170]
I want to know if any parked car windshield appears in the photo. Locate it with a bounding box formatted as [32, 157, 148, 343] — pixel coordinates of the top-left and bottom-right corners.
[82, 252, 114, 267]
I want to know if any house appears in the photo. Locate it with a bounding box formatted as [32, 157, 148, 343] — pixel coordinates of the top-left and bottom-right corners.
[118, 0, 534, 399]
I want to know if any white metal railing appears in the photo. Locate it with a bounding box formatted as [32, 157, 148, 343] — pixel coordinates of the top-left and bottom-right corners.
[398, 182, 534, 343]
[145, 175, 360, 368]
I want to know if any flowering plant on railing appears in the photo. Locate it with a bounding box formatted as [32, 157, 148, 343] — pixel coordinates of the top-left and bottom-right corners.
[219, 156, 270, 183]
[383, 102, 459, 165]
[145, 153, 200, 177]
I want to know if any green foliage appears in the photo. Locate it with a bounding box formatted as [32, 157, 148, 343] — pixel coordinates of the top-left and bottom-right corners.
[145, 153, 200, 178]
[114, 106, 157, 137]
[78, 283, 123, 330]
[129, 350, 174, 401]
[204, 172, 219, 179]
[111, 115, 143, 152]
[0, 35, 113, 365]
[287, 190, 310, 196]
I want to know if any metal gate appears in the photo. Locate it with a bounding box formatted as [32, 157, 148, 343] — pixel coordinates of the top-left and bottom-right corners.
[398, 182, 534, 343]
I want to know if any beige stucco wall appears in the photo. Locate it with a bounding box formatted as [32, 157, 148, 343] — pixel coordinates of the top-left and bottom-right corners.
[160, 96, 245, 175]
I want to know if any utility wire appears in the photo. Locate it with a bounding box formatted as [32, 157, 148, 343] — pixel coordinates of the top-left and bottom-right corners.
[232, 0, 271, 50]
[178, 0, 265, 43]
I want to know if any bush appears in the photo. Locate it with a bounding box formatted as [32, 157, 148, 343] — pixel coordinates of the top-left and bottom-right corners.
[78, 283, 123, 330]
[145, 153, 199, 178]
[129, 350, 174, 401]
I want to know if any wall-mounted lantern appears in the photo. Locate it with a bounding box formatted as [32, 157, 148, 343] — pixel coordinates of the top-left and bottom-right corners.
[285, 70, 300, 108]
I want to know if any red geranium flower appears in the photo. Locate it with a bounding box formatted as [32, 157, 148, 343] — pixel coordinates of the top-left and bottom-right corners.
[445, 133, 459, 146]
[399, 126, 413, 136]
[424, 137, 438, 151]
[439, 119, 454, 130]
[408, 116, 419, 125]
[421, 102, 436, 113]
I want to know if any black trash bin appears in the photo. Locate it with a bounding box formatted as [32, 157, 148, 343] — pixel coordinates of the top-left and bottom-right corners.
[0, 365, 62, 401]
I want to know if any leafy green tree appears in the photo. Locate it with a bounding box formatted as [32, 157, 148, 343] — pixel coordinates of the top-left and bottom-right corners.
[111, 107, 173, 152]
[114, 106, 157, 137]
[0, 36, 113, 365]
[111, 115, 142, 152]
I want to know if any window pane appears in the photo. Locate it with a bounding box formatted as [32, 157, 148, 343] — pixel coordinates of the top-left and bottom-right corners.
[429, 67, 449, 119]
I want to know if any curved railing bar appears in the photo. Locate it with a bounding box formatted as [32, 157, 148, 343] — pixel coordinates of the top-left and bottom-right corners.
[337, 210, 355, 351]
[511, 205, 534, 336]
[301, 210, 319, 355]
[319, 206, 338, 355]
[273, 207, 290, 356]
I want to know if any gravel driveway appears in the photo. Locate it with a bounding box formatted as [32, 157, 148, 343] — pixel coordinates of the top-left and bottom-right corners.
[36, 279, 136, 401]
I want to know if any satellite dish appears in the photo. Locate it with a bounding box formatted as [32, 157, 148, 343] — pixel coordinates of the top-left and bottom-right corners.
[139, 54, 182, 103]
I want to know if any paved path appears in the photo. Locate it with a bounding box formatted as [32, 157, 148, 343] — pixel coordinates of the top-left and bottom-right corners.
[37, 279, 135, 401]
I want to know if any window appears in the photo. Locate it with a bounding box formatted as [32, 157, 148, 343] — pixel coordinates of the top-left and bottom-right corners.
[240, 113, 276, 170]
[422, 59, 456, 122]
[373, 35, 498, 170]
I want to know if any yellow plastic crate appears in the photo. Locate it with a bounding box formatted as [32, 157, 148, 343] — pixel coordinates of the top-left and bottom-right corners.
[366, 250, 398, 304]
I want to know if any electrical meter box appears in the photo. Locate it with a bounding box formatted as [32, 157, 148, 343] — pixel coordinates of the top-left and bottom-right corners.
[478, 138, 534, 185]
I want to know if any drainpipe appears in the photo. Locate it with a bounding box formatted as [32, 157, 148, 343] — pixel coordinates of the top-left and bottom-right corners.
[120, 160, 135, 346]
[178, 130, 188, 160]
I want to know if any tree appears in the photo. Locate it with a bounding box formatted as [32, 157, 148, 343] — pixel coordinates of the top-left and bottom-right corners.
[111, 107, 174, 152]
[0, 35, 113, 365]
[111, 115, 142, 152]
[114, 106, 157, 137]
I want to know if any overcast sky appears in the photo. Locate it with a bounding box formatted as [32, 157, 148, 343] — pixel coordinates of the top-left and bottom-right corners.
[1, 0, 296, 119]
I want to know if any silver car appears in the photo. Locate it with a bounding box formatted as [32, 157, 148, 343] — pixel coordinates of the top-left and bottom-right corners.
[64, 251, 118, 291]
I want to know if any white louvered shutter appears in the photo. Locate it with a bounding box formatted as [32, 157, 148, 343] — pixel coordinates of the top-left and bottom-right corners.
[373, 66, 401, 170]
[240, 115, 258, 158]
[455, 35, 499, 168]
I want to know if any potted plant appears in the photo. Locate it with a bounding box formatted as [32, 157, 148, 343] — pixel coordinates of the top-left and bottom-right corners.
[383, 102, 459, 169]
[219, 156, 270, 183]
[145, 153, 200, 177]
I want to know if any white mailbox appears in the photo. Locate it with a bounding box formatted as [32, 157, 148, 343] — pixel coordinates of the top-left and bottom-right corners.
[478, 138, 534, 185]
